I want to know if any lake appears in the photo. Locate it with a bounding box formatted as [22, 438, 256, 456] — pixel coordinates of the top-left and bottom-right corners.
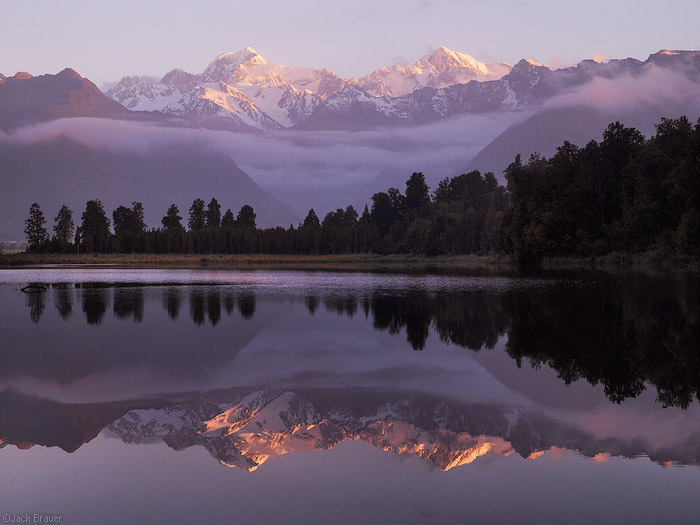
[1, 268, 699, 524]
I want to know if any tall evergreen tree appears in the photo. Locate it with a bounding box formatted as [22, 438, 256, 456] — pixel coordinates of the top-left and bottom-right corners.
[25, 203, 49, 252]
[79, 200, 111, 253]
[221, 209, 235, 228]
[162, 204, 184, 231]
[206, 198, 222, 228]
[113, 202, 147, 252]
[371, 192, 394, 238]
[357, 204, 375, 253]
[53, 205, 74, 246]
[300, 209, 321, 253]
[237, 205, 256, 228]
[188, 198, 206, 231]
[405, 172, 430, 212]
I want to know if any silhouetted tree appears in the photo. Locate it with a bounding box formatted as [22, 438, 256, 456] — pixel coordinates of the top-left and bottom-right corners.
[206, 198, 222, 228]
[24, 203, 49, 252]
[53, 205, 74, 249]
[78, 200, 110, 254]
[221, 209, 235, 229]
[162, 204, 184, 231]
[113, 202, 146, 252]
[405, 172, 430, 213]
[237, 205, 256, 229]
[300, 209, 321, 253]
[188, 198, 206, 231]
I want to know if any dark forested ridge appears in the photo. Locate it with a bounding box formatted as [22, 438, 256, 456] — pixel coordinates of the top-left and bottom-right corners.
[499, 116, 700, 264]
[18, 116, 700, 265]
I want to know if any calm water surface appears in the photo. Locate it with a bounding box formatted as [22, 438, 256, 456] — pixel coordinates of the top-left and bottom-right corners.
[1, 268, 699, 524]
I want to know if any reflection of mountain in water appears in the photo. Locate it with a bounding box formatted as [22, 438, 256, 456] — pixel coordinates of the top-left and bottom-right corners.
[2, 388, 699, 471]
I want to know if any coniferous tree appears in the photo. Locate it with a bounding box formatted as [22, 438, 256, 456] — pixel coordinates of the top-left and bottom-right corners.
[405, 172, 430, 212]
[237, 205, 256, 228]
[25, 203, 49, 252]
[206, 198, 222, 228]
[162, 204, 184, 231]
[53, 205, 74, 247]
[221, 209, 235, 228]
[299, 209, 321, 253]
[188, 198, 206, 231]
[371, 192, 394, 239]
[113, 202, 146, 253]
[357, 204, 375, 253]
[79, 200, 111, 254]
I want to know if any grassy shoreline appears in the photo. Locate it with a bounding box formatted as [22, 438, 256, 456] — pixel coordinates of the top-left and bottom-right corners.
[0, 253, 510, 273]
[0, 251, 696, 274]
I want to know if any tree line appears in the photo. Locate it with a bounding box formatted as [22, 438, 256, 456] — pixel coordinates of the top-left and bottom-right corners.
[24, 170, 507, 256]
[23, 116, 700, 262]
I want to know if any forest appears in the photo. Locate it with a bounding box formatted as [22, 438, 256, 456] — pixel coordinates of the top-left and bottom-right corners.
[20, 116, 700, 264]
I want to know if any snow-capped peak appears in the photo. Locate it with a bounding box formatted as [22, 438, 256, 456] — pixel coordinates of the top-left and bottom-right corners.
[200, 47, 268, 83]
[352, 46, 511, 97]
[420, 45, 488, 74]
[216, 47, 266, 65]
[523, 57, 546, 67]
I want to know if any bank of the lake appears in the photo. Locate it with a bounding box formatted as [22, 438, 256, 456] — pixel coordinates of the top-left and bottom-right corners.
[0, 252, 510, 273]
[1, 251, 698, 274]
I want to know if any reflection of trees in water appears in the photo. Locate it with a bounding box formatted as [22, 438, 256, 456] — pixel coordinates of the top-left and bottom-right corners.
[323, 294, 358, 318]
[80, 286, 108, 325]
[53, 284, 73, 320]
[189, 287, 253, 325]
[339, 290, 506, 352]
[207, 290, 221, 326]
[370, 292, 433, 351]
[312, 278, 700, 407]
[502, 276, 700, 408]
[113, 288, 144, 323]
[190, 289, 205, 326]
[305, 295, 319, 315]
[163, 288, 181, 320]
[25, 290, 46, 323]
[238, 293, 256, 319]
[223, 291, 235, 316]
[433, 291, 506, 350]
[34, 275, 700, 408]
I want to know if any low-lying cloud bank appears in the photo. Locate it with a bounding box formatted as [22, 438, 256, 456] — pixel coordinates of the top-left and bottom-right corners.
[545, 65, 700, 115]
[1, 111, 528, 216]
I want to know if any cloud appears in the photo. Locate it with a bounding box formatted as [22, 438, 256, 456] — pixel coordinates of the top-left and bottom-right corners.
[4, 111, 525, 188]
[544, 65, 700, 114]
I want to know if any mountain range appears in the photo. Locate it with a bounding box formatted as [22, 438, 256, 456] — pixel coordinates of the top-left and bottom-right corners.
[105, 46, 512, 131]
[103, 47, 700, 131]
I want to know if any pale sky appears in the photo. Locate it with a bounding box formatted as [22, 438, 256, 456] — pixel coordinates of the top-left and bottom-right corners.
[3, 0, 700, 88]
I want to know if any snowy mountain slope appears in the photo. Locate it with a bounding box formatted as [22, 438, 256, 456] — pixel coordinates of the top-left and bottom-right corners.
[104, 46, 511, 130]
[107, 47, 335, 130]
[352, 46, 511, 97]
[104, 48, 700, 132]
[296, 50, 700, 130]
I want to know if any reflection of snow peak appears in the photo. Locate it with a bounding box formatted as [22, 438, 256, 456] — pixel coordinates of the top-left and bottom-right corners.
[109, 390, 516, 471]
